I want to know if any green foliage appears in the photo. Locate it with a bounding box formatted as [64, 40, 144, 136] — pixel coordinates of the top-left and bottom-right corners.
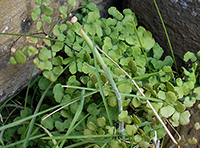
[2, 0, 200, 148]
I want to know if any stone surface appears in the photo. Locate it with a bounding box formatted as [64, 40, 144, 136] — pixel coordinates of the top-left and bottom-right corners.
[0, 0, 83, 103]
[0, 0, 119, 103]
[123, 0, 200, 70]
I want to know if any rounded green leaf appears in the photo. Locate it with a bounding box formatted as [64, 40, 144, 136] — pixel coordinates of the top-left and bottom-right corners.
[183, 97, 196, 107]
[134, 134, 142, 143]
[174, 101, 186, 113]
[14, 50, 26, 64]
[125, 125, 137, 135]
[183, 51, 197, 62]
[53, 83, 64, 103]
[108, 95, 117, 107]
[52, 56, 63, 65]
[41, 115, 54, 130]
[53, 24, 60, 36]
[87, 122, 97, 131]
[118, 82, 132, 94]
[165, 91, 177, 104]
[68, 0, 76, 7]
[194, 87, 200, 100]
[41, 15, 52, 23]
[31, 7, 41, 21]
[97, 117, 106, 127]
[9, 56, 17, 64]
[59, 6, 68, 14]
[132, 97, 141, 108]
[194, 122, 200, 130]
[108, 7, 123, 20]
[86, 12, 100, 24]
[41, 5, 53, 15]
[139, 140, 149, 148]
[28, 45, 38, 56]
[197, 51, 200, 57]
[106, 126, 116, 135]
[52, 65, 63, 76]
[179, 111, 191, 125]
[188, 137, 197, 144]
[35, 0, 42, 5]
[160, 105, 175, 118]
[39, 47, 51, 61]
[83, 129, 93, 141]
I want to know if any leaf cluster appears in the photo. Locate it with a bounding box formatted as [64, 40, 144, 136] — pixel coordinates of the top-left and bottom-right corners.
[2, 0, 200, 148]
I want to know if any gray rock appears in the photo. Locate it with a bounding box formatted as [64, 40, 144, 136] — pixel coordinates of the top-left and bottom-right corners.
[123, 0, 200, 70]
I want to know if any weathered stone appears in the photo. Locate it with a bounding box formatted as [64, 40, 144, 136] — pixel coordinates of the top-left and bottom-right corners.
[0, 0, 119, 103]
[0, 0, 83, 103]
[123, 0, 200, 70]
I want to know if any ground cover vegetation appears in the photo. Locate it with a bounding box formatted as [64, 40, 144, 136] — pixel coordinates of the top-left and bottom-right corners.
[0, 0, 200, 147]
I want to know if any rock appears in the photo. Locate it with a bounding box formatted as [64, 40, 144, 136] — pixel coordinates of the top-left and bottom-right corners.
[123, 0, 200, 70]
[0, 0, 83, 103]
[0, 0, 119, 103]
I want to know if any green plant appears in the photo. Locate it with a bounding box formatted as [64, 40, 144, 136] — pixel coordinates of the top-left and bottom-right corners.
[0, 0, 200, 147]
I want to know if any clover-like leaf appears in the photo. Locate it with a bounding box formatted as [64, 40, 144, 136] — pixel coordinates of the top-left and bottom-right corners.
[31, 7, 41, 21]
[38, 77, 51, 90]
[153, 43, 163, 59]
[132, 97, 141, 108]
[165, 91, 177, 104]
[28, 45, 38, 56]
[87, 12, 100, 24]
[97, 117, 106, 127]
[35, 0, 42, 5]
[125, 125, 137, 136]
[194, 122, 200, 130]
[83, 129, 93, 141]
[52, 56, 63, 65]
[53, 24, 60, 36]
[194, 87, 200, 100]
[53, 83, 64, 103]
[179, 111, 191, 125]
[160, 105, 175, 118]
[38, 47, 51, 61]
[41, 15, 52, 23]
[41, 115, 54, 130]
[9, 57, 17, 64]
[118, 82, 132, 94]
[183, 51, 197, 62]
[188, 137, 197, 144]
[14, 50, 26, 64]
[68, 0, 76, 7]
[183, 97, 196, 107]
[134, 134, 142, 143]
[52, 65, 63, 76]
[87, 103, 99, 116]
[108, 7, 123, 20]
[108, 95, 117, 107]
[87, 122, 97, 131]
[41, 5, 53, 15]
[59, 6, 68, 14]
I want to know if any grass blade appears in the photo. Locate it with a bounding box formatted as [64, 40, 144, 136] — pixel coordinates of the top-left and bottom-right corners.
[80, 29, 125, 136]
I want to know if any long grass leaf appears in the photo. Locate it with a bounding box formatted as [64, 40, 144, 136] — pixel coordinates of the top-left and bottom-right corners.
[153, 0, 178, 74]
[80, 29, 125, 135]
[59, 90, 86, 147]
